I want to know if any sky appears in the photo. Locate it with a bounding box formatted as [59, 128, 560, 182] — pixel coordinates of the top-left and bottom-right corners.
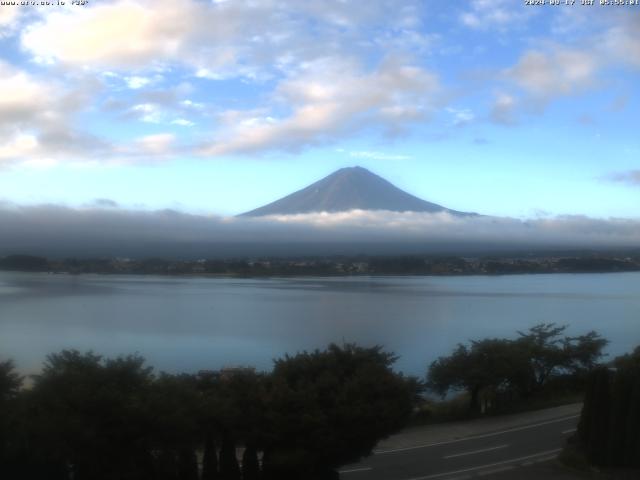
[0, 0, 638, 222]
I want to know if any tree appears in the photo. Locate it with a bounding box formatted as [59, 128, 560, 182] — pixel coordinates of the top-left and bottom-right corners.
[25, 350, 156, 480]
[428, 339, 529, 413]
[428, 325, 608, 413]
[261, 344, 419, 479]
[241, 444, 261, 480]
[148, 373, 201, 480]
[196, 367, 267, 480]
[0, 359, 23, 476]
[516, 324, 607, 395]
[0, 359, 22, 401]
[563, 331, 609, 374]
[576, 346, 640, 468]
[219, 432, 241, 480]
[201, 431, 219, 480]
[516, 323, 569, 393]
[0, 254, 49, 272]
[613, 345, 640, 370]
[580, 367, 612, 465]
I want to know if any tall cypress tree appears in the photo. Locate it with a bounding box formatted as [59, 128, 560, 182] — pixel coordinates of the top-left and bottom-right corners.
[202, 433, 219, 480]
[585, 368, 611, 466]
[156, 450, 179, 480]
[241, 444, 261, 480]
[607, 369, 628, 465]
[219, 433, 240, 480]
[177, 448, 199, 480]
[623, 370, 640, 467]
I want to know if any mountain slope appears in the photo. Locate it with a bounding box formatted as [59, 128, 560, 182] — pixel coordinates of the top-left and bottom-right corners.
[240, 166, 473, 217]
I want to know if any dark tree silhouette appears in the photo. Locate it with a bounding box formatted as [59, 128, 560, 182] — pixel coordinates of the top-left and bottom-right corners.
[261, 343, 419, 479]
[219, 432, 241, 480]
[516, 324, 608, 394]
[0, 254, 49, 272]
[242, 444, 261, 480]
[0, 360, 22, 401]
[148, 373, 201, 480]
[201, 432, 220, 480]
[196, 367, 267, 480]
[428, 339, 529, 412]
[178, 448, 199, 480]
[24, 351, 156, 480]
[428, 324, 608, 413]
[0, 359, 23, 477]
[2, 344, 419, 479]
[581, 368, 612, 465]
[578, 346, 640, 468]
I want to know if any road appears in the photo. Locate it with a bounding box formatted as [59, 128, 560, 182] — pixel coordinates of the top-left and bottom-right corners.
[339, 407, 581, 480]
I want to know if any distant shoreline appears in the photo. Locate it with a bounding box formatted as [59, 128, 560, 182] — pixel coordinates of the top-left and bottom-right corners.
[2, 253, 639, 278]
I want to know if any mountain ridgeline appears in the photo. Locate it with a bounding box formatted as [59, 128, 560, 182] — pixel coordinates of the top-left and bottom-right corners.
[240, 166, 474, 217]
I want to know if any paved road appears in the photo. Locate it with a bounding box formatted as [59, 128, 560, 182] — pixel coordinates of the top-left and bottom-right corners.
[339, 408, 581, 480]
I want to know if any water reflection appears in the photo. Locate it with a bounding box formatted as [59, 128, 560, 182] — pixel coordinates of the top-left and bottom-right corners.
[0, 271, 638, 376]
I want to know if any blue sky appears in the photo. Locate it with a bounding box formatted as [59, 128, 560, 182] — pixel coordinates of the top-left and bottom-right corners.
[0, 0, 638, 218]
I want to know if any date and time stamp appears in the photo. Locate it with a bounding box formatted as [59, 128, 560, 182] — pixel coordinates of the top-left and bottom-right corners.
[2, 0, 638, 11]
[0, 1, 89, 5]
[2, 0, 638, 9]
[525, 0, 639, 5]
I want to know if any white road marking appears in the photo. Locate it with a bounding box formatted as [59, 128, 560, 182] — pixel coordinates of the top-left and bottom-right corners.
[477, 465, 515, 476]
[405, 448, 563, 480]
[375, 415, 579, 454]
[339, 466, 373, 474]
[530, 455, 559, 464]
[561, 428, 577, 434]
[443, 444, 508, 459]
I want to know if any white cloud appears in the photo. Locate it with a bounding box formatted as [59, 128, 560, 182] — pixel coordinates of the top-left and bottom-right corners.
[507, 49, 599, 101]
[20, 0, 428, 79]
[606, 170, 640, 187]
[0, 62, 51, 122]
[348, 151, 412, 161]
[200, 57, 440, 156]
[0, 133, 40, 162]
[11, 1, 638, 166]
[181, 100, 204, 110]
[602, 15, 640, 69]
[135, 133, 176, 155]
[1, 207, 639, 257]
[130, 103, 163, 123]
[446, 107, 475, 127]
[21, 0, 196, 69]
[0, 61, 186, 168]
[172, 118, 195, 127]
[125, 76, 152, 89]
[12, 1, 442, 163]
[0, 61, 111, 166]
[490, 46, 601, 123]
[491, 15, 639, 125]
[0, 5, 20, 34]
[460, 0, 534, 31]
[490, 93, 517, 125]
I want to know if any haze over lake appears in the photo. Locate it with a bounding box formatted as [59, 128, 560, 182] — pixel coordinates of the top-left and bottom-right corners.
[1, 271, 638, 376]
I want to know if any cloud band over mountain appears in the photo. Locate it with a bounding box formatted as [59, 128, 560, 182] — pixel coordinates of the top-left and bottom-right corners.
[1, 204, 638, 258]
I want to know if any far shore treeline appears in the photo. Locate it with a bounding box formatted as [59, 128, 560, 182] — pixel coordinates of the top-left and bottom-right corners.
[1, 251, 640, 277]
[1, 324, 635, 479]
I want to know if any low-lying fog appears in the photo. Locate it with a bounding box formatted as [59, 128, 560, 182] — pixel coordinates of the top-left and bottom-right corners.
[1, 203, 639, 258]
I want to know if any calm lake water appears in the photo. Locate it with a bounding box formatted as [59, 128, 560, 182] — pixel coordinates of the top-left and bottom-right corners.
[1, 271, 639, 376]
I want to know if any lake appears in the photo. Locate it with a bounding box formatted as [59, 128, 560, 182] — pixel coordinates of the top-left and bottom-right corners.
[1, 271, 638, 377]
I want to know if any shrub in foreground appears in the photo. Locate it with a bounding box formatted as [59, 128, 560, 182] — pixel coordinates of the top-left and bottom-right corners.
[0, 344, 419, 480]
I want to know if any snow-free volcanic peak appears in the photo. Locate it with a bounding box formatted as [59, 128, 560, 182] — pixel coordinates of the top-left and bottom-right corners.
[240, 166, 473, 217]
